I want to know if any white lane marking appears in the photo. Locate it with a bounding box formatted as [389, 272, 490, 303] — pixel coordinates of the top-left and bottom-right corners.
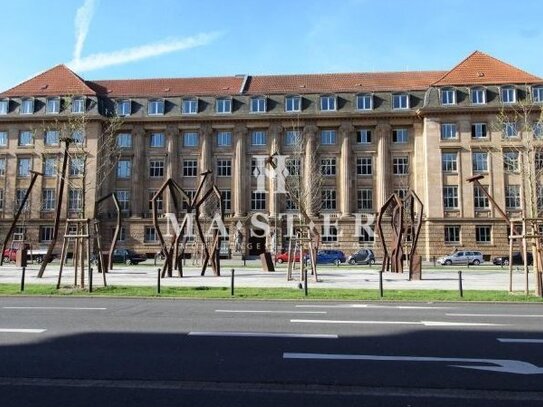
[291, 319, 506, 327]
[296, 304, 450, 310]
[0, 328, 46, 333]
[447, 313, 543, 318]
[283, 352, 543, 375]
[498, 338, 543, 344]
[3, 307, 107, 310]
[296, 304, 369, 308]
[215, 310, 326, 314]
[188, 331, 338, 339]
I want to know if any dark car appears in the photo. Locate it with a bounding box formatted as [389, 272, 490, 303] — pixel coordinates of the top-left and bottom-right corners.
[492, 252, 533, 266]
[307, 250, 346, 265]
[93, 249, 147, 265]
[346, 248, 376, 265]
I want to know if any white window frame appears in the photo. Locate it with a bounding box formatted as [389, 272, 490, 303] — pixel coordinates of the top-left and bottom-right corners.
[392, 156, 409, 175]
[250, 96, 266, 113]
[251, 130, 266, 146]
[116, 133, 132, 148]
[71, 97, 86, 114]
[501, 86, 516, 104]
[505, 185, 521, 209]
[0, 99, 8, 115]
[183, 132, 199, 147]
[149, 159, 165, 177]
[116, 99, 131, 117]
[472, 152, 488, 173]
[440, 123, 457, 140]
[320, 158, 337, 176]
[504, 122, 518, 138]
[285, 130, 300, 146]
[357, 188, 373, 211]
[18, 131, 33, 146]
[44, 130, 59, 146]
[474, 186, 490, 210]
[148, 99, 165, 116]
[444, 225, 461, 244]
[471, 123, 488, 139]
[216, 159, 232, 177]
[20, 98, 34, 115]
[321, 189, 337, 211]
[0, 131, 8, 147]
[43, 157, 57, 177]
[440, 88, 456, 105]
[216, 97, 232, 114]
[72, 130, 85, 146]
[320, 95, 337, 112]
[39, 226, 54, 242]
[392, 128, 408, 144]
[149, 132, 165, 148]
[356, 94, 373, 111]
[392, 93, 409, 110]
[251, 191, 266, 210]
[356, 129, 372, 144]
[182, 97, 198, 115]
[116, 159, 132, 178]
[443, 186, 459, 210]
[503, 151, 520, 173]
[182, 159, 198, 177]
[475, 225, 492, 243]
[217, 131, 232, 147]
[471, 87, 486, 105]
[532, 86, 543, 103]
[285, 95, 301, 113]
[441, 152, 458, 173]
[321, 129, 337, 145]
[46, 97, 60, 114]
[356, 157, 373, 176]
[41, 189, 56, 211]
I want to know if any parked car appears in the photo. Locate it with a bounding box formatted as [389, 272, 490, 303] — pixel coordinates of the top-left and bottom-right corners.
[2, 243, 54, 264]
[308, 250, 346, 265]
[492, 252, 533, 266]
[437, 250, 484, 266]
[275, 251, 301, 263]
[93, 249, 147, 265]
[346, 248, 376, 265]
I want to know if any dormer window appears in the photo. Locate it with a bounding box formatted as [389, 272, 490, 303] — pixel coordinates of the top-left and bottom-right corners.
[0, 99, 8, 115]
[71, 97, 85, 114]
[250, 96, 266, 113]
[501, 86, 516, 104]
[182, 97, 198, 114]
[471, 87, 486, 104]
[215, 97, 232, 114]
[532, 86, 543, 103]
[440, 88, 456, 105]
[148, 99, 164, 115]
[392, 93, 409, 110]
[116, 99, 131, 116]
[46, 97, 60, 114]
[356, 94, 373, 111]
[320, 95, 336, 111]
[20, 98, 34, 114]
[285, 95, 301, 112]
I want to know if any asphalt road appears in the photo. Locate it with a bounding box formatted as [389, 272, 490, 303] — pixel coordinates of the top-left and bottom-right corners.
[1, 297, 543, 406]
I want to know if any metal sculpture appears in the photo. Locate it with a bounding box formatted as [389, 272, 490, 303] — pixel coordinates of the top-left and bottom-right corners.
[377, 190, 424, 280]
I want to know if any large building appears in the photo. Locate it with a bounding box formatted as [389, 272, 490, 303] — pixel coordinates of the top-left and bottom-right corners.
[0, 50, 542, 260]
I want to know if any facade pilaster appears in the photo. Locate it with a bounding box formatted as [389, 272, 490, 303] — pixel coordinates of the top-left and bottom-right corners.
[233, 124, 248, 217]
[339, 121, 354, 217]
[376, 122, 391, 209]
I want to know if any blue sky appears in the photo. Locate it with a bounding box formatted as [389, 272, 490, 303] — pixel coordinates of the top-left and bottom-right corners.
[1, 0, 542, 92]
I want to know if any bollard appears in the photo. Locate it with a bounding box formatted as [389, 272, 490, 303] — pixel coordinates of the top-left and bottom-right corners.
[157, 268, 161, 294]
[243, 255, 247, 267]
[20, 266, 26, 292]
[458, 270, 463, 298]
[231, 268, 235, 296]
[304, 267, 308, 296]
[89, 267, 93, 293]
[379, 270, 384, 298]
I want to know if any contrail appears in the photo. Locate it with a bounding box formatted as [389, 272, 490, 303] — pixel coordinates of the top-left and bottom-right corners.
[73, 0, 97, 62]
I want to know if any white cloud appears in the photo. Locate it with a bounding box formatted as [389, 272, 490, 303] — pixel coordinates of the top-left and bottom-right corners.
[67, 32, 222, 72]
[73, 0, 97, 62]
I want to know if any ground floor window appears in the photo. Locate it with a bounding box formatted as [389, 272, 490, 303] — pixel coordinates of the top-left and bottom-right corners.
[475, 225, 492, 243]
[444, 225, 460, 244]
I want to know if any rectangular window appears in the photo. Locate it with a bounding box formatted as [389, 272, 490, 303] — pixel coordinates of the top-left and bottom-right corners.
[285, 130, 300, 146]
[503, 151, 519, 172]
[251, 130, 266, 146]
[472, 152, 488, 172]
[321, 189, 337, 210]
[359, 225, 375, 243]
[286, 158, 300, 176]
[476, 225, 492, 243]
[46, 97, 60, 114]
[392, 128, 408, 143]
[17, 158, 31, 177]
[221, 190, 232, 212]
[41, 189, 56, 211]
[15, 189, 29, 212]
[21, 99, 34, 114]
[538, 185, 543, 210]
[533, 122, 543, 139]
[0, 189, 4, 210]
[116, 159, 132, 178]
[216, 98, 232, 114]
[0, 99, 8, 115]
[148, 99, 164, 115]
[471, 88, 486, 104]
[149, 159, 164, 177]
[183, 132, 199, 147]
[441, 123, 457, 140]
[356, 94, 373, 111]
[43, 157, 57, 176]
[356, 129, 372, 143]
[217, 131, 232, 147]
[250, 96, 266, 113]
[70, 156, 85, 176]
[40, 226, 54, 243]
[0, 131, 7, 147]
[392, 156, 409, 175]
[321, 129, 336, 145]
[71, 97, 85, 114]
[182, 190, 195, 210]
[72, 130, 85, 145]
[116, 190, 130, 213]
[216, 159, 232, 177]
[321, 226, 338, 243]
[144, 226, 157, 242]
[150, 132, 165, 148]
[149, 190, 163, 212]
[443, 186, 459, 210]
[44, 130, 59, 146]
[501, 87, 516, 104]
[536, 150, 543, 170]
[392, 94, 409, 109]
[68, 189, 83, 211]
[251, 191, 266, 210]
[182, 98, 198, 114]
[320, 158, 336, 176]
[356, 157, 373, 175]
[471, 123, 487, 139]
[320, 95, 336, 111]
[533, 87, 543, 103]
[441, 88, 456, 105]
[505, 185, 521, 209]
[444, 225, 460, 244]
[504, 122, 518, 138]
[116, 133, 132, 148]
[286, 194, 299, 211]
[441, 152, 458, 172]
[183, 159, 198, 177]
[18, 131, 33, 146]
[474, 185, 489, 210]
[116, 99, 131, 116]
[357, 189, 373, 211]
[0, 158, 5, 176]
[394, 188, 408, 200]
[285, 95, 301, 112]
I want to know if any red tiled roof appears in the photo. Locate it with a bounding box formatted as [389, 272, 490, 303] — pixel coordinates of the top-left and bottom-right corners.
[0, 65, 97, 97]
[88, 76, 245, 97]
[244, 71, 446, 94]
[433, 50, 542, 86]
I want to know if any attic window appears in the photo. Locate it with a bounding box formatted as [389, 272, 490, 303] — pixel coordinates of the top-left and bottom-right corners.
[299, 85, 306, 88]
[164, 88, 170, 92]
[477, 72, 485, 78]
[40, 84, 49, 90]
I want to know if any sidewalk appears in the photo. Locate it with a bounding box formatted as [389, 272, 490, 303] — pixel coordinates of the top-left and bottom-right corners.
[0, 259, 530, 291]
